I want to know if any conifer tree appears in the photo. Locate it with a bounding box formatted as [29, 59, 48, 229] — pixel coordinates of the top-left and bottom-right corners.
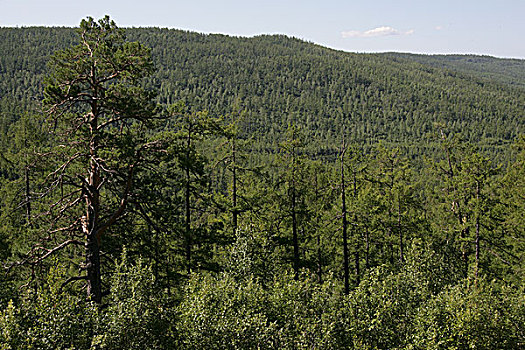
[20, 16, 160, 303]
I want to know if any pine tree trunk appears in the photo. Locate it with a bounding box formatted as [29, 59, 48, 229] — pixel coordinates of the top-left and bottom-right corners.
[444, 141, 469, 277]
[84, 162, 102, 303]
[166, 254, 171, 296]
[85, 94, 103, 303]
[85, 188, 103, 303]
[85, 233, 102, 303]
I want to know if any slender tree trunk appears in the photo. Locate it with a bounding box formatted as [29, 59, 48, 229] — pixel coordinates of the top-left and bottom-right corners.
[314, 174, 323, 284]
[387, 220, 394, 264]
[445, 143, 469, 277]
[153, 229, 159, 281]
[166, 254, 171, 296]
[290, 142, 300, 281]
[317, 235, 322, 284]
[353, 170, 360, 285]
[232, 139, 238, 236]
[461, 222, 469, 278]
[475, 181, 480, 280]
[85, 150, 102, 303]
[185, 134, 192, 274]
[24, 166, 32, 227]
[365, 226, 370, 270]
[292, 178, 299, 280]
[398, 199, 404, 263]
[341, 148, 349, 294]
[388, 165, 394, 265]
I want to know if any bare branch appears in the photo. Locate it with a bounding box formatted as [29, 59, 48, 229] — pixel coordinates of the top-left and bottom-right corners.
[33, 239, 84, 264]
[60, 275, 88, 292]
[96, 164, 135, 240]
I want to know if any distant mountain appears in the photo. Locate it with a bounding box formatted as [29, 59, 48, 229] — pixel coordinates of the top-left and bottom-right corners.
[382, 53, 525, 89]
[1, 28, 523, 160]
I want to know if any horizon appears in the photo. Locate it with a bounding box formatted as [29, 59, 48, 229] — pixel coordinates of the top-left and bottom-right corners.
[1, 0, 524, 59]
[1, 25, 524, 61]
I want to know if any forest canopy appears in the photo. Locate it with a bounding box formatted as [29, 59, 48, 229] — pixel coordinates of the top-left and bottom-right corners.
[0, 16, 524, 349]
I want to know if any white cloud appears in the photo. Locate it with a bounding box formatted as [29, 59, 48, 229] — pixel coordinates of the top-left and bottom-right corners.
[435, 26, 443, 30]
[341, 26, 415, 38]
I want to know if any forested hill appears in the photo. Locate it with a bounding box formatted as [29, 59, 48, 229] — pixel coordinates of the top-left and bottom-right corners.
[383, 52, 525, 89]
[1, 20, 525, 349]
[1, 27, 524, 160]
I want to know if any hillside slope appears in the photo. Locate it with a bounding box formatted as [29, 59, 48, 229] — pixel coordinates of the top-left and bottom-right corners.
[0, 27, 523, 159]
[383, 53, 525, 89]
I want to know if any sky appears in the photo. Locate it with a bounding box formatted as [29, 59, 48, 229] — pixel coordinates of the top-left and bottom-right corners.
[1, 0, 524, 59]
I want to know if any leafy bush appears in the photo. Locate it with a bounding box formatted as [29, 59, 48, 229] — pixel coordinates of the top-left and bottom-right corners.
[412, 280, 525, 349]
[95, 252, 176, 349]
[178, 272, 276, 349]
[0, 266, 98, 349]
[0, 255, 176, 350]
[265, 272, 341, 349]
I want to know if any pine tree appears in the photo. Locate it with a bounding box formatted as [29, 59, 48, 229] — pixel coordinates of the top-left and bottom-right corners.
[20, 16, 160, 303]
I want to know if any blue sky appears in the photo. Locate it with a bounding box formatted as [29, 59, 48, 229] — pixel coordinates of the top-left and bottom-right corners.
[1, 0, 524, 58]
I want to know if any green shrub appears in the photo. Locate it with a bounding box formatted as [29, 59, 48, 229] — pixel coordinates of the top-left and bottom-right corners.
[0, 266, 98, 350]
[412, 280, 525, 349]
[178, 272, 276, 349]
[96, 252, 176, 349]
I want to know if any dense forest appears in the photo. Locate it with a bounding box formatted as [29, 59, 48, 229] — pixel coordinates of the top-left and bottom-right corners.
[0, 16, 524, 349]
[383, 53, 525, 89]
[1, 24, 524, 160]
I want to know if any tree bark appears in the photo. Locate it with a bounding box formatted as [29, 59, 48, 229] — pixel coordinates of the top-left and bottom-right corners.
[85, 233, 102, 303]
[85, 76, 103, 303]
